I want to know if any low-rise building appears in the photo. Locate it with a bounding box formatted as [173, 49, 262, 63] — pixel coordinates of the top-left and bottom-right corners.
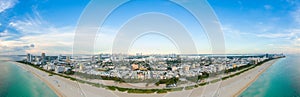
[55, 66, 65, 73]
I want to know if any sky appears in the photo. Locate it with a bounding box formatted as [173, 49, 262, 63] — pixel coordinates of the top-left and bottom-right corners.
[0, 0, 299, 55]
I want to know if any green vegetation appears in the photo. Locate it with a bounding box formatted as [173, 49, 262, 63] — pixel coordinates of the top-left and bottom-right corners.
[169, 87, 184, 91]
[155, 77, 179, 86]
[210, 79, 221, 83]
[184, 86, 194, 90]
[75, 72, 125, 83]
[198, 82, 208, 86]
[221, 58, 274, 81]
[156, 89, 168, 93]
[116, 87, 128, 92]
[106, 86, 116, 91]
[127, 89, 157, 94]
[16, 57, 281, 94]
[186, 76, 198, 83]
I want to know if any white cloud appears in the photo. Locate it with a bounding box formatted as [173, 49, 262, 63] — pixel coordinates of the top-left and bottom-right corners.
[256, 33, 292, 38]
[9, 12, 47, 34]
[2, 9, 77, 55]
[19, 27, 75, 55]
[0, 0, 18, 13]
[0, 38, 35, 55]
[222, 25, 255, 39]
[5, 8, 122, 55]
[1, 26, 76, 55]
[0, 30, 9, 36]
[293, 38, 300, 46]
[222, 26, 242, 38]
[0, 30, 18, 40]
[256, 28, 300, 39]
[255, 26, 300, 54]
[264, 5, 272, 10]
[291, 7, 300, 25]
[221, 24, 300, 54]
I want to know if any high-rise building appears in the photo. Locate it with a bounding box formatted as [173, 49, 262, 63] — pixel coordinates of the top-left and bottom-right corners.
[183, 65, 190, 72]
[41, 53, 46, 61]
[66, 56, 71, 63]
[98, 54, 101, 61]
[91, 55, 95, 62]
[136, 53, 142, 56]
[27, 53, 32, 62]
[58, 54, 62, 61]
[79, 63, 85, 71]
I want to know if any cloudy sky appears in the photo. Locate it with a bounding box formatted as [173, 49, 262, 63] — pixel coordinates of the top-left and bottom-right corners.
[0, 0, 299, 55]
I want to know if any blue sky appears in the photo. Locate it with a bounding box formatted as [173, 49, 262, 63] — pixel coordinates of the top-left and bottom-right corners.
[0, 0, 299, 55]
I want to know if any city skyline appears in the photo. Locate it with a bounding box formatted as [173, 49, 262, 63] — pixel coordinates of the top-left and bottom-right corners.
[0, 0, 299, 55]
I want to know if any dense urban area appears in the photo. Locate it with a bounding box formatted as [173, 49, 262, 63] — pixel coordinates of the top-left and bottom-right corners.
[18, 53, 285, 93]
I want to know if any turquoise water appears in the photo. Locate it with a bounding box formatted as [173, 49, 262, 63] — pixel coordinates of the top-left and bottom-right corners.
[0, 60, 58, 97]
[240, 55, 300, 97]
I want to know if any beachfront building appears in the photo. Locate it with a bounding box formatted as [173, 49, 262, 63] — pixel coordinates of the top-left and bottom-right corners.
[21, 53, 285, 89]
[55, 66, 65, 73]
[27, 53, 32, 62]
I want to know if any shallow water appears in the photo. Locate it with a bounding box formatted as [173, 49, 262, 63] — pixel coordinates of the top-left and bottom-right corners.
[240, 55, 300, 97]
[0, 59, 58, 97]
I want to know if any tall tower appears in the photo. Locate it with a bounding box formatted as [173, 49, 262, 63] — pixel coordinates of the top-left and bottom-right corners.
[98, 54, 101, 61]
[265, 53, 269, 58]
[91, 55, 95, 62]
[41, 53, 46, 61]
[27, 53, 32, 62]
[58, 54, 62, 61]
[66, 56, 71, 63]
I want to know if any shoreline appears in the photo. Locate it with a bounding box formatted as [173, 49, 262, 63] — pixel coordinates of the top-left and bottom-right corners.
[186, 58, 280, 97]
[12, 59, 280, 97]
[13, 62, 66, 97]
[233, 59, 278, 96]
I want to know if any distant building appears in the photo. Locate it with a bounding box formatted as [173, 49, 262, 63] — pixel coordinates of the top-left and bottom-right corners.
[191, 64, 196, 69]
[136, 53, 142, 56]
[66, 56, 71, 63]
[55, 66, 65, 73]
[27, 53, 32, 62]
[41, 53, 46, 60]
[183, 65, 190, 72]
[79, 64, 85, 71]
[172, 66, 177, 71]
[47, 65, 55, 71]
[91, 55, 95, 62]
[64, 67, 72, 72]
[58, 54, 62, 61]
[131, 63, 139, 70]
[98, 54, 101, 61]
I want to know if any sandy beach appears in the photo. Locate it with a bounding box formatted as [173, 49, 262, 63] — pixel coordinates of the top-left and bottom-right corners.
[13, 59, 279, 97]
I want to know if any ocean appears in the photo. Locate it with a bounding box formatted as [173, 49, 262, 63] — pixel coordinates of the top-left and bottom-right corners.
[240, 55, 300, 97]
[0, 58, 58, 97]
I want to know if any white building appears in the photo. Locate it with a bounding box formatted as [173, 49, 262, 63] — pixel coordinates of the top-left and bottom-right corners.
[55, 66, 65, 73]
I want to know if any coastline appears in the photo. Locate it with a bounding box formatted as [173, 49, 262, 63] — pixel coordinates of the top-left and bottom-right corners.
[13, 62, 65, 97]
[186, 59, 280, 97]
[233, 59, 278, 97]
[12, 61, 123, 97]
[12, 59, 280, 97]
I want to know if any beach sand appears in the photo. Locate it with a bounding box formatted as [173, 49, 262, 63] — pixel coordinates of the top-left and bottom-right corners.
[13, 59, 278, 97]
